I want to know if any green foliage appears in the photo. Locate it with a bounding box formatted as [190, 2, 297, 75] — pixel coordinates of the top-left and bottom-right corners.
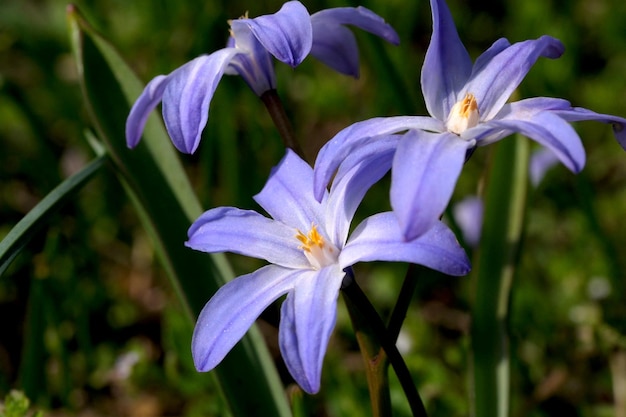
[1, 0, 626, 416]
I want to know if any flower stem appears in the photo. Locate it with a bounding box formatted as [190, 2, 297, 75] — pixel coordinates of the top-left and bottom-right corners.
[342, 270, 429, 417]
[386, 264, 420, 341]
[260, 89, 305, 159]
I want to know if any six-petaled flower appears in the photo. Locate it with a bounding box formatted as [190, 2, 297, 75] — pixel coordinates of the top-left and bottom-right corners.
[313, 0, 626, 241]
[187, 150, 470, 393]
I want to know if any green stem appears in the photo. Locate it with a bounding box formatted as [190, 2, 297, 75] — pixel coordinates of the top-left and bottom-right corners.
[342, 271, 429, 417]
[260, 89, 305, 159]
[470, 137, 529, 417]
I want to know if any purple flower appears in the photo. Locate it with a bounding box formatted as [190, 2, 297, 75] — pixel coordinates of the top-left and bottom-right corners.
[187, 149, 469, 394]
[313, 0, 626, 241]
[126, 1, 399, 154]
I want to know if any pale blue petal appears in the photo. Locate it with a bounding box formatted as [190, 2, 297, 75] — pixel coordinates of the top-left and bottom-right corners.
[340, 213, 470, 276]
[325, 135, 400, 246]
[161, 49, 240, 154]
[232, 1, 312, 67]
[391, 130, 471, 241]
[421, 0, 472, 121]
[126, 75, 169, 148]
[529, 147, 560, 187]
[551, 107, 626, 151]
[311, 6, 400, 45]
[471, 38, 511, 75]
[464, 36, 565, 120]
[452, 196, 483, 247]
[309, 6, 399, 77]
[310, 21, 360, 77]
[313, 116, 445, 201]
[227, 29, 276, 95]
[192, 265, 303, 371]
[479, 111, 585, 173]
[186, 207, 308, 268]
[254, 150, 326, 233]
[279, 265, 344, 394]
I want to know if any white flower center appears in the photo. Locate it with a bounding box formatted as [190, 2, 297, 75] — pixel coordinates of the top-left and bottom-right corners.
[446, 93, 480, 135]
[296, 225, 339, 270]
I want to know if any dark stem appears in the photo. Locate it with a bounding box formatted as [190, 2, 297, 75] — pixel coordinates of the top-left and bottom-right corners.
[386, 264, 420, 342]
[260, 89, 305, 160]
[342, 270, 429, 417]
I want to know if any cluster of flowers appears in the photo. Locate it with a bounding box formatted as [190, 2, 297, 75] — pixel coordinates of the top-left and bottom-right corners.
[126, 0, 626, 394]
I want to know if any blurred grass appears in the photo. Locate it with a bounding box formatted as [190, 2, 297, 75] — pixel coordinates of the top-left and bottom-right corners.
[1, 0, 626, 416]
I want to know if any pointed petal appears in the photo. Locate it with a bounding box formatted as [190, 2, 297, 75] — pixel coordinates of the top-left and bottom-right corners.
[471, 38, 511, 75]
[161, 49, 240, 153]
[452, 196, 483, 247]
[126, 75, 169, 148]
[310, 22, 360, 77]
[421, 0, 472, 121]
[192, 265, 303, 371]
[551, 107, 626, 151]
[465, 36, 565, 120]
[313, 116, 445, 201]
[529, 147, 560, 187]
[311, 6, 400, 45]
[232, 1, 312, 67]
[309, 6, 399, 76]
[391, 130, 471, 241]
[340, 213, 470, 276]
[279, 265, 344, 394]
[324, 135, 400, 246]
[480, 111, 586, 173]
[186, 206, 308, 268]
[254, 150, 325, 233]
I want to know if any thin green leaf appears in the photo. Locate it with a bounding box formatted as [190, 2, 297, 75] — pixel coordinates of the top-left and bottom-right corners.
[0, 155, 106, 277]
[66, 5, 291, 417]
[470, 137, 529, 417]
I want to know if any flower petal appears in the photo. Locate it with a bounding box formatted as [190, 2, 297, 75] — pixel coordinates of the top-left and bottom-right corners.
[279, 265, 344, 394]
[309, 21, 360, 77]
[479, 111, 586, 173]
[309, 6, 399, 77]
[529, 147, 560, 187]
[226, 30, 276, 95]
[464, 36, 565, 120]
[311, 6, 400, 45]
[313, 116, 445, 201]
[325, 134, 400, 246]
[452, 196, 483, 247]
[161, 49, 240, 154]
[551, 107, 626, 151]
[126, 74, 169, 148]
[391, 130, 471, 240]
[232, 1, 312, 68]
[421, 0, 473, 121]
[192, 265, 303, 371]
[254, 150, 325, 233]
[186, 206, 308, 268]
[340, 213, 470, 276]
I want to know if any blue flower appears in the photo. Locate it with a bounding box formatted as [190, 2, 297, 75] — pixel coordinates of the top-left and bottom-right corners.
[187, 149, 470, 394]
[313, 0, 626, 241]
[126, 1, 399, 154]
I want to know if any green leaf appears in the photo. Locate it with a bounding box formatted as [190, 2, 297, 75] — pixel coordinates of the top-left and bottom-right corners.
[0, 155, 106, 277]
[66, 5, 291, 417]
[470, 137, 529, 417]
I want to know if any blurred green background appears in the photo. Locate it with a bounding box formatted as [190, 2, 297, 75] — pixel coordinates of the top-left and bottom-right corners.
[1, 0, 626, 416]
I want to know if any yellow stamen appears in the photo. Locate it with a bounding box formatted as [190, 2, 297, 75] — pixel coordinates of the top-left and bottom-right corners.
[447, 93, 480, 135]
[295, 224, 338, 270]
